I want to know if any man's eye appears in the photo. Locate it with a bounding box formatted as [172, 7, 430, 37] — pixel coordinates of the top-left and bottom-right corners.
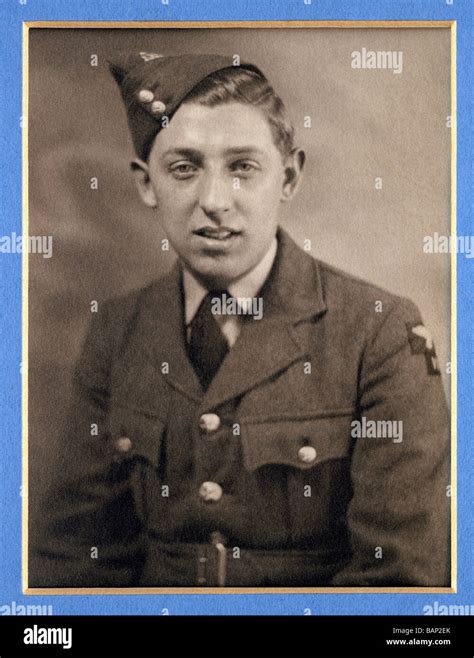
[169, 163, 197, 178]
[230, 161, 258, 175]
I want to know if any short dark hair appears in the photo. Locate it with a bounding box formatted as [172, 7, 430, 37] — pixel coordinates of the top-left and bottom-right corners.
[181, 66, 295, 160]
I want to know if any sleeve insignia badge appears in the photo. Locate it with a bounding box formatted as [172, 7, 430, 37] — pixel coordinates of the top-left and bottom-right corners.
[406, 322, 441, 376]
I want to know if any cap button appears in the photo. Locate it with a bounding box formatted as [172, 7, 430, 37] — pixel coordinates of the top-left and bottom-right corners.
[150, 100, 166, 115]
[298, 445, 317, 464]
[137, 89, 154, 104]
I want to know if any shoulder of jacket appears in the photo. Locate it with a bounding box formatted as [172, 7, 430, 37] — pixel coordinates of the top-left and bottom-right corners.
[315, 259, 424, 354]
[101, 280, 154, 320]
[317, 259, 419, 316]
[91, 277, 166, 355]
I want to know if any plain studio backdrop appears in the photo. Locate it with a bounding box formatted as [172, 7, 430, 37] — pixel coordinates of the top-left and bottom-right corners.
[27, 27, 451, 540]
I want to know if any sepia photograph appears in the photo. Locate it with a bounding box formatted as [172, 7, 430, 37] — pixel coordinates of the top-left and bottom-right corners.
[25, 24, 453, 591]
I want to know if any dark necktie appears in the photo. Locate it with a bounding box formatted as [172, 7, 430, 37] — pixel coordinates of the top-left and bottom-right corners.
[188, 290, 229, 390]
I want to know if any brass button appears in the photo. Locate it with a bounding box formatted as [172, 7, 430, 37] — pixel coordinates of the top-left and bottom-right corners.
[138, 89, 154, 103]
[199, 481, 223, 502]
[199, 413, 221, 433]
[298, 445, 317, 464]
[115, 436, 132, 453]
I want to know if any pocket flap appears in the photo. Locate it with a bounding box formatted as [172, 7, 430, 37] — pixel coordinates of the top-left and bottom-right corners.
[240, 415, 353, 472]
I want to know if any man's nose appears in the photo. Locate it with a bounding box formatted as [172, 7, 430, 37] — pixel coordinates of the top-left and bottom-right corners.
[198, 172, 232, 218]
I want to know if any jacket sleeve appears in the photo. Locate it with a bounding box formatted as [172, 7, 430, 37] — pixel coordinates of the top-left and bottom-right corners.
[29, 303, 146, 588]
[331, 298, 451, 587]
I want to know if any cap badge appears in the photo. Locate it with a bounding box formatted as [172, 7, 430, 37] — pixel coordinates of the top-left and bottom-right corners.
[139, 52, 164, 62]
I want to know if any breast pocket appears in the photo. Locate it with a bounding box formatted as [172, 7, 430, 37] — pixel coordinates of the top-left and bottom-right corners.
[240, 414, 354, 543]
[108, 401, 166, 524]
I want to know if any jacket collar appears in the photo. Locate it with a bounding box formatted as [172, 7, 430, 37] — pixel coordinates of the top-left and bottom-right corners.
[182, 236, 278, 327]
[137, 227, 328, 407]
[253, 227, 327, 322]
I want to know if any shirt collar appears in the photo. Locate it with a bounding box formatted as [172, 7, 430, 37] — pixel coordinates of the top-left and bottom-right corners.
[182, 236, 278, 326]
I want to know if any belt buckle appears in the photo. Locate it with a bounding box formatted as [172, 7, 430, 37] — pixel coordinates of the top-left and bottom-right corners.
[210, 531, 227, 587]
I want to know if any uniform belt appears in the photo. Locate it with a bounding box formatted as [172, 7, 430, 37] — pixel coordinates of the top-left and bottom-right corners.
[141, 534, 350, 587]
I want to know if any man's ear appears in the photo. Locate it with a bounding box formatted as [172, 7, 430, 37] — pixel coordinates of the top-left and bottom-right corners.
[281, 148, 305, 202]
[131, 158, 158, 208]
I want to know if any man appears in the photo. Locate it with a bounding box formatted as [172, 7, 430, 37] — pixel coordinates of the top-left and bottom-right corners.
[31, 51, 450, 588]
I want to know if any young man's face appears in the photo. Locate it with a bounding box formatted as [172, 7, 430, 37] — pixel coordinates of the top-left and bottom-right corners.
[134, 101, 304, 287]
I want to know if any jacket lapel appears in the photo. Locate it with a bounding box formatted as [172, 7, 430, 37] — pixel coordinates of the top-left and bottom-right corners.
[202, 229, 328, 410]
[137, 265, 204, 403]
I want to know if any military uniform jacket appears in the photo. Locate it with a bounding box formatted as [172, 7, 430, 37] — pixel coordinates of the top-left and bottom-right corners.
[31, 229, 450, 588]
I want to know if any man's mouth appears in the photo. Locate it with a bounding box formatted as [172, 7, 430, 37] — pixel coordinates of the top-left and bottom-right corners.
[193, 227, 241, 241]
